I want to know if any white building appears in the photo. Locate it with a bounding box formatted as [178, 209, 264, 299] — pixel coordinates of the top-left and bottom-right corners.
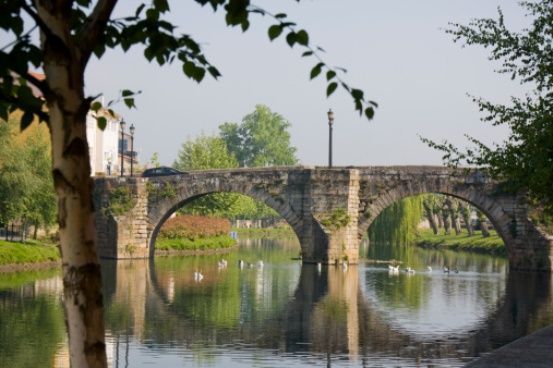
[86, 110, 122, 176]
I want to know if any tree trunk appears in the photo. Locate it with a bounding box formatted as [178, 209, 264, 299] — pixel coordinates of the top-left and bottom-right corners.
[445, 198, 461, 235]
[477, 212, 490, 237]
[33, 222, 39, 240]
[442, 210, 451, 235]
[39, 10, 107, 365]
[460, 203, 474, 236]
[423, 201, 439, 234]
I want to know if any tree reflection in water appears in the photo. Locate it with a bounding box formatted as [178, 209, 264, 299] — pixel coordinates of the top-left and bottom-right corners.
[2, 239, 553, 367]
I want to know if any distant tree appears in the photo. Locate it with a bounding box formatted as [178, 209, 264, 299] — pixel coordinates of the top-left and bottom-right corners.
[0, 115, 55, 238]
[149, 152, 161, 168]
[422, 0, 553, 218]
[220, 105, 298, 167]
[174, 135, 238, 170]
[173, 134, 278, 218]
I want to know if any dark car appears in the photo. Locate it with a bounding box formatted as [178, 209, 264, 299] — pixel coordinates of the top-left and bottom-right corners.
[142, 166, 183, 177]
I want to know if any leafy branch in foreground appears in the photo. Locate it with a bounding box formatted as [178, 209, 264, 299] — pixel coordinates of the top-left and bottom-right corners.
[421, 0, 553, 214]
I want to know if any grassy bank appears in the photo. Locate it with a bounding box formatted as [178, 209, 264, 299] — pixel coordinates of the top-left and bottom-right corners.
[156, 235, 235, 251]
[233, 226, 296, 239]
[0, 240, 60, 265]
[415, 229, 506, 256]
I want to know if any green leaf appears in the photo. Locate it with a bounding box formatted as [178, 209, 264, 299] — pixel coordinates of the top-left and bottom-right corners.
[97, 116, 107, 130]
[326, 70, 336, 81]
[301, 51, 313, 57]
[146, 8, 159, 21]
[364, 107, 375, 120]
[326, 82, 338, 97]
[275, 13, 287, 19]
[296, 30, 309, 46]
[124, 97, 135, 109]
[122, 89, 134, 97]
[20, 111, 34, 131]
[286, 31, 297, 47]
[351, 88, 364, 100]
[153, 0, 170, 13]
[268, 25, 283, 41]
[208, 66, 221, 79]
[91, 101, 102, 112]
[310, 62, 324, 80]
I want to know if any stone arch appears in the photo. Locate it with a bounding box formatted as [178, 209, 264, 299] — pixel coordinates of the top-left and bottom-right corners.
[357, 180, 516, 256]
[145, 178, 303, 257]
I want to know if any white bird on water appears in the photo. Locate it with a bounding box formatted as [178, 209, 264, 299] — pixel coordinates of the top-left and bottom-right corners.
[427, 266, 432, 272]
[406, 267, 416, 274]
[388, 265, 400, 273]
[193, 271, 204, 282]
[342, 260, 348, 271]
[238, 260, 245, 270]
[317, 262, 322, 273]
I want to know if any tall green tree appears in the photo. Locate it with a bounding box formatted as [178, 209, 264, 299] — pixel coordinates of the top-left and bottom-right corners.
[174, 135, 238, 170]
[220, 104, 298, 167]
[173, 134, 277, 218]
[174, 135, 240, 215]
[422, 0, 553, 217]
[0, 116, 55, 235]
[0, 1, 376, 365]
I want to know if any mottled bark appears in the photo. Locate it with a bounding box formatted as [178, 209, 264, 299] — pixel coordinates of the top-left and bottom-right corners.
[441, 209, 451, 235]
[35, 1, 111, 366]
[460, 203, 474, 236]
[445, 198, 461, 235]
[423, 201, 439, 234]
[478, 212, 491, 238]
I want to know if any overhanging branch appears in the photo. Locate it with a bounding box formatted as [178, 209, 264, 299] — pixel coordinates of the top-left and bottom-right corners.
[79, 0, 118, 65]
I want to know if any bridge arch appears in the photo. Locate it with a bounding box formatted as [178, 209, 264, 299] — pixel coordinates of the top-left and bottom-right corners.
[146, 177, 303, 257]
[357, 180, 515, 255]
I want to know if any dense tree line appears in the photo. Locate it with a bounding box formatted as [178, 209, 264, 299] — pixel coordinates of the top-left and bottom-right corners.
[0, 114, 56, 240]
[369, 194, 493, 246]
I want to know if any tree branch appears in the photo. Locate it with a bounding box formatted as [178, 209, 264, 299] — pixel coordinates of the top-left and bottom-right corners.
[19, 1, 58, 41]
[79, 0, 118, 65]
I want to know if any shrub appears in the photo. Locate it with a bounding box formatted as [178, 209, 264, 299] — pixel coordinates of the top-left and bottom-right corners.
[159, 215, 231, 240]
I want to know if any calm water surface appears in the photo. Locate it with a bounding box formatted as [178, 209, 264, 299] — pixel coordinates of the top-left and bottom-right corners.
[1, 238, 553, 367]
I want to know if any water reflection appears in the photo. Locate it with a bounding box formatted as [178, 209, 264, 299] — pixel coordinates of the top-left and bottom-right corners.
[2, 239, 553, 367]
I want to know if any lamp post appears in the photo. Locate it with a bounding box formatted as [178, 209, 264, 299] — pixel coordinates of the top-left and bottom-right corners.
[107, 155, 112, 176]
[129, 123, 135, 177]
[120, 120, 126, 177]
[327, 109, 334, 168]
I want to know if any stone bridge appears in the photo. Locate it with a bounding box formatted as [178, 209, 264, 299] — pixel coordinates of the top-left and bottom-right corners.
[93, 166, 553, 271]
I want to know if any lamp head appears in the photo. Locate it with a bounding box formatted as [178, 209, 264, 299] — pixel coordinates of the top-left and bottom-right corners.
[130, 123, 135, 136]
[120, 120, 126, 131]
[327, 109, 334, 122]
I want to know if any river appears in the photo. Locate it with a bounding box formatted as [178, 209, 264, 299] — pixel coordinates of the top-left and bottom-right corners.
[1, 238, 553, 367]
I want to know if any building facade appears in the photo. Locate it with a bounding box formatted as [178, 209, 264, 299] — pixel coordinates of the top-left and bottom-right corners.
[86, 109, 138, 176]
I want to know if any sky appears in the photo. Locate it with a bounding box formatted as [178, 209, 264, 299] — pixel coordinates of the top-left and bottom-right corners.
[85, 0, 529, 167]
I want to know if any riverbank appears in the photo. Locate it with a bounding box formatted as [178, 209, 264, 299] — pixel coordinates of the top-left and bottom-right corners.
[156, 235, 236, 252]
[233, 226, 296, 239]
[0, 240, 60, 272]
[416, 229, 506, 256]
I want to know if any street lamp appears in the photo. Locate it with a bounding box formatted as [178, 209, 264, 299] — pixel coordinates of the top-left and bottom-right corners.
[129, 123, 135, 177]
[107, 155, 112, 176]
[327, 109, 334, 168]
[120, 120, 126, 177]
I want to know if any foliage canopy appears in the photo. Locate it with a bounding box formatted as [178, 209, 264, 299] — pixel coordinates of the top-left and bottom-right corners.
[422, 0, 553, 214]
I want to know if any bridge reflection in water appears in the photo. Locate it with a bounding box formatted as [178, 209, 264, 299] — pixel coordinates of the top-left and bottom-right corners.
[95, 240, 553, 367]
